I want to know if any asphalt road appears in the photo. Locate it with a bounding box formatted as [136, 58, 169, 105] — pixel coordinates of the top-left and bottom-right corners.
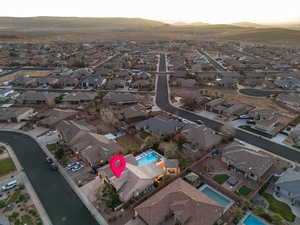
[157, 54, 300, 163]
[239, 88, 298, 97]
[0, 131, 100, 225]
[0, 87, 155, 94]
[198, 50, 227, 72]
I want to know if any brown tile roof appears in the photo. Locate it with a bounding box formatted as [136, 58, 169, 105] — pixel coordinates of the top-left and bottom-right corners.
[181, 124, 222, 151]
[135, 178, 224, 225]
[62, 92, 97, 102]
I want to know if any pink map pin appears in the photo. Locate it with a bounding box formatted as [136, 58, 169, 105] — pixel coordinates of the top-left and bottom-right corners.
[110, 155, 126, 178]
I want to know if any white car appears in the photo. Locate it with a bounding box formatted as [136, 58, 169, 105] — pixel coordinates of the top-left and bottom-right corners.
[71, 164, 84, 172]
[2, 180, 17, 191]
[67, 162, 80, 170]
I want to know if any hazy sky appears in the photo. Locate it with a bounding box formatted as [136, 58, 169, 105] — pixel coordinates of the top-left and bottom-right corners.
[2, 0, 300, 24]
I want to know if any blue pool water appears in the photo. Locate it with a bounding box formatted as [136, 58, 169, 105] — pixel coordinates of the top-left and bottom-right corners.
[243, 215, 267, 225]
[137, 151, 161, 166]
[200, 186, 232, 207]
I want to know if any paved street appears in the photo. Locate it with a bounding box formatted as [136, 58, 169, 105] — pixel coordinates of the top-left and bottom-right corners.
[156, 54, 300, 163]
[198, 49, 227, 71]
[239, 88, 299, 97]
[0, 131, 100, 225]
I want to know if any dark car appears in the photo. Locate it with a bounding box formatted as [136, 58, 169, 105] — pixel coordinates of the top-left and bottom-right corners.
[50, 163, 58, 171]
[195, 119, 204, 125]
[246, 120, 256, 125]
[46, 157, 53, 164]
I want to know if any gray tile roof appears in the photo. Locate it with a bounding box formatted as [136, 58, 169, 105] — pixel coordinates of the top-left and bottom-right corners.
[276, 169, 300, 197]
[135, 116, 183, 136]
[223, 145, 273, 178]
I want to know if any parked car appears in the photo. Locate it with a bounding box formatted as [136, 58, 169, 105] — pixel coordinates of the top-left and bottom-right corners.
[145, 105, 152, 110]
[67, 162, 80, 170]
[2, 180, 17, 191]
[50, 163, 58, 171]
[71, 164, 84, 172]
[46, 157, 53, 164]
[239, 114, 252, 119]
[246, 120, 256, 125]
[195, 119, 204, 125]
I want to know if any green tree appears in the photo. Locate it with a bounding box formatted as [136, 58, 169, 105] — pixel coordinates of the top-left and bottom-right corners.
[254, 205, 265, 215]
[55, 148, 65, 159]
[164, 142, 178, 159]
[144, 136, 159, 149]
[243, 200, 252, 210]
[234, 208, 244, 221]
[271, 214, 284, 225]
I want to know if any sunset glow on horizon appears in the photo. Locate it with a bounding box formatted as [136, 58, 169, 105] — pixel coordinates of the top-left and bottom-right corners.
[1, 0, 300, 24]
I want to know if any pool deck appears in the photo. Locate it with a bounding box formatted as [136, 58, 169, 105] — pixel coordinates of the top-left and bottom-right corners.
[198, 184, 234, 213]
[135, 149, 164, 162]
[239, 212, 270, 225]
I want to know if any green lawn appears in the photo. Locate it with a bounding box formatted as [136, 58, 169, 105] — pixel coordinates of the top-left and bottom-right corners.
[238, 185, 253, 196]
[292, 116, 300, 125]
[213, 174, 230, 185]
[293, 145, 300, 150]
[7, 191, 21, 204]
[117, 135, 141, 154]
[46, 144, 59, 153]
[261, 192, 295, 222]
[0, 158, 16, 176]
[21, 215, 34, 225]
[0, 98, 10, 106]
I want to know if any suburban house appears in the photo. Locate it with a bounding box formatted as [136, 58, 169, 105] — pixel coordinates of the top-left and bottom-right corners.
[222, 145, 273, 182]
[122, 104, 148, 122]
[0, 107, 34, 123]
[181, 124, 222, 153]
[290, 124, 300, 146]
[102, 92, 138, 105]
[80, 75, 105, 89]
[17, 91, 59, 105]
[70, 132, 122, 166]
[36, 77, 58, 87]
[174, 78, 197, 88]
[276, 93, 300, 108]
[57, 76, 80, 87]
[13, 75, 36, 87]
[136, 71, 151, 79]
[37, 108, 77, 127]
[275, 168, 300, 206]
[62, 92, 97, 104]
[134, 178, 224, 225]
[56, 120, 91, 144]
[73, 67, 94, 76]
[274, 77, 300, 89]
[105, 79, 125, 89]
[131, 80, 151, 89]
[135, 116, 184, 137]
[205, 98, 250, 118]
[99, 153, 180, 202]
[249, 109, 282, 136]
[216, 77, 239, 88]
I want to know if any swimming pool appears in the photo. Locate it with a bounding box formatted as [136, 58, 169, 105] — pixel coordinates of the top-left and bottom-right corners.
[243, 214, 268, 225]
[199, 185, 234, 210]
[136, 150, 162, 166]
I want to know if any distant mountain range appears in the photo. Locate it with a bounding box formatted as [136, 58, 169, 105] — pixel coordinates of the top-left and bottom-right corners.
[0, 17, 299, 46]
